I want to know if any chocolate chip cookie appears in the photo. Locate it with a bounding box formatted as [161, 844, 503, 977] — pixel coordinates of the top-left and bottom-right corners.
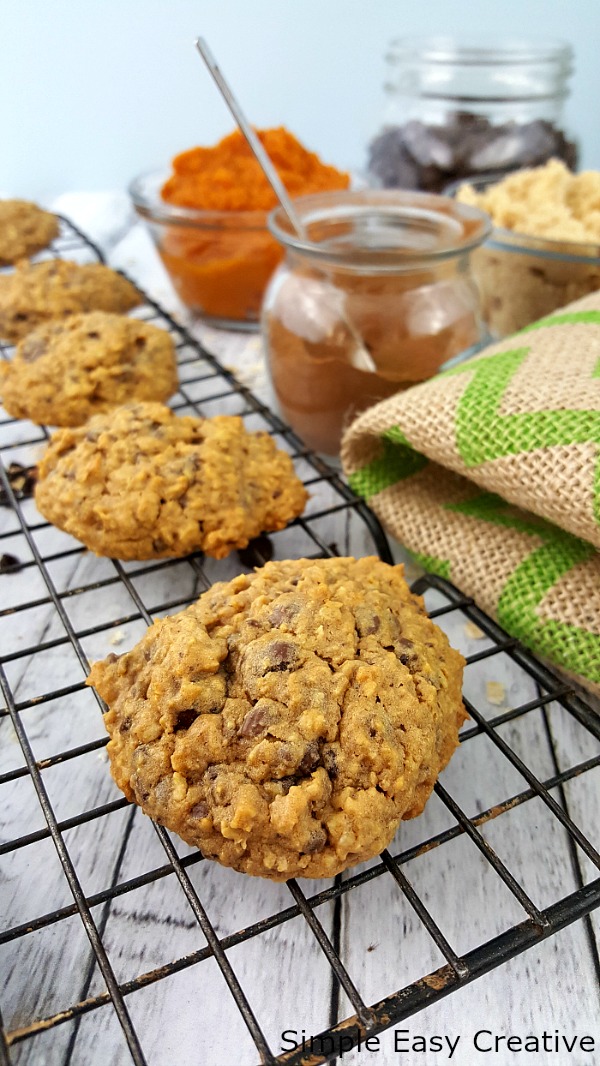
[35, 402, 308, 560]
[0, 312, 178, 426]
[0, 258, 141, 341]
[88, 556, 466, 880]
[0, 199, 59, 264]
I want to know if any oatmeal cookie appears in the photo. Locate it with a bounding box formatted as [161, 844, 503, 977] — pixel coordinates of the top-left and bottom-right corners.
[0, 258, 141, 341]
[35, 402, 308, 560]
[0, 199, 59, 264]
[87, 556, 466, 880]
[0, 312, 178, 426]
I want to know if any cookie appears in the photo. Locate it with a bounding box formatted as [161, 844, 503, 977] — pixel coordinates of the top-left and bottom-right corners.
[35, 402, 308, 560]
[0, 258, 141, 341]
[0, 199, 59, 264]
[87, 556, 466, 880]
[0, 312, 178, 426]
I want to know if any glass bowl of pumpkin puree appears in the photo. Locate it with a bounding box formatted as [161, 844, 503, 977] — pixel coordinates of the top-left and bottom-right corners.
[129, 128, 350, 330]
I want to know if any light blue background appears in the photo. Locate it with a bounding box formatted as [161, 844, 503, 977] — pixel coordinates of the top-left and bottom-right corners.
[2, 0, 599, 200]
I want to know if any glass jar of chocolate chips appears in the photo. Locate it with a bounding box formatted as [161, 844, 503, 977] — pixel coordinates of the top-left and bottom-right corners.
[367, 37, 577, 193]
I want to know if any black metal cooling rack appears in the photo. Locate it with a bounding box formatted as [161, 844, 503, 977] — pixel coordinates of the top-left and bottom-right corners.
[1, 217, 600, 1066]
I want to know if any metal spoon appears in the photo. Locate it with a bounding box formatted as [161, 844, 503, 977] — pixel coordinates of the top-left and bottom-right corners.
[194, 37, 376, 371]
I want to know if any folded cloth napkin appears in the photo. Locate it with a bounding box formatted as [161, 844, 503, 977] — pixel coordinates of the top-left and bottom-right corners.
[341, 291, 600, 694]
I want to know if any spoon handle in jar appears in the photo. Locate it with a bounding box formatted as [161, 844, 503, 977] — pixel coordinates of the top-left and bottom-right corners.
[194, 37, 306, 238]
[194, 36, 376, 375]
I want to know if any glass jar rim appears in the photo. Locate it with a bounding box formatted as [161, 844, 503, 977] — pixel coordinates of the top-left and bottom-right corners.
[486, 227, 600, 261]
[267, 189, 492, 272]
[385, 35, 574, 67]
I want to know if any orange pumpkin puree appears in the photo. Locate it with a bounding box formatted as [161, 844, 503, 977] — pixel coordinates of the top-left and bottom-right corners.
[159, 128, 349, 323]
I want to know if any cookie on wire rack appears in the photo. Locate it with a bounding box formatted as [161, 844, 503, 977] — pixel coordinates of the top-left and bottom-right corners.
[35, 401, 308, 560]
[0, 258, 141, 341]
[0, 199, 59, 264]
[88, 556, 466, 880]
[0, 312, 178, 426]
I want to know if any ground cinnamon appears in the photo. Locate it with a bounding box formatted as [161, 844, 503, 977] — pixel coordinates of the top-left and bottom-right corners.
[265, 264, 480, 455]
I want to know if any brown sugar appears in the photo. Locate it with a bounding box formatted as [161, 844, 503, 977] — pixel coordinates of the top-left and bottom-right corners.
[457, 160, 600, 243]
[456, 160, 600, 335]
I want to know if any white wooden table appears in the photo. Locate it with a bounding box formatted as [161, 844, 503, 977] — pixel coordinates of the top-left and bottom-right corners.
[1, 195, 599, 1066]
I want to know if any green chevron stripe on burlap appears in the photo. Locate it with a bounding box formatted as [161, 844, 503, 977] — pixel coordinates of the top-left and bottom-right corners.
[409, 552, 451, 580]
[347, 429, 428, 499]
[341, 290, 600, 692]
[519, 309, 600, 379]
[519, 310, 600, 332]
[498, 554, 599, 684]
[438, 345, 600, 468]
[444, 492, 599, 683]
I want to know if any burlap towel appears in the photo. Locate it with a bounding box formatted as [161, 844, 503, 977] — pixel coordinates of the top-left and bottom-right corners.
[341, 291, 600, 693]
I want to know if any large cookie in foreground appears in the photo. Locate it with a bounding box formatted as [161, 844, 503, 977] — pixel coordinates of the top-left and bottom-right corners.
[0, 199, 59, 264]
[0, 312, 178, 426]
[35, 402, 308, 560]
[0, 258, 141, 341]
[87, 557, 466, 880]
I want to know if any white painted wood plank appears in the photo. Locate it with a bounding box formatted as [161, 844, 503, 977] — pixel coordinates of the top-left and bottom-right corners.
[543, 697, 600, 958]
[338, 919, 600, 1066]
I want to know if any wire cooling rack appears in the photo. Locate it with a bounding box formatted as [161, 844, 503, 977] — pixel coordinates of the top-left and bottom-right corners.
[1, 218, 600, 1066]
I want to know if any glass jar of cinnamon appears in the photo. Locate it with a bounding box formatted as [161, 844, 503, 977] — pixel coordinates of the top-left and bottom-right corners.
[261, 189, 491, 455]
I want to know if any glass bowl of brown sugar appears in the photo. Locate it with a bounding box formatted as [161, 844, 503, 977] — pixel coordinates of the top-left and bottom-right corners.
[452, 163, 600, 338]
